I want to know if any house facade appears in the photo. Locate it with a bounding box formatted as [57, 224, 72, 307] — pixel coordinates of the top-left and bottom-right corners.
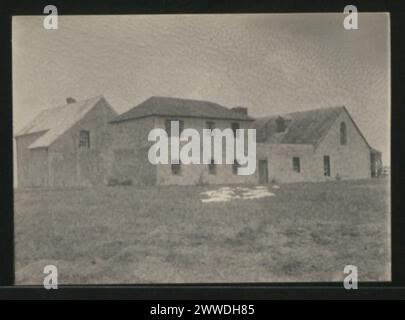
[106, 96, 256, 186]
[15, 96, 117, 187]
[254, 106, 375, 183]
[15, 95, 382, 187]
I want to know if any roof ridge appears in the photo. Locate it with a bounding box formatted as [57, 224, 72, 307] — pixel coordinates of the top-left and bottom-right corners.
[285, 105, 345, 116]
[255, 105, 345, 120]
[38, 95, 103, 114]
[112, 96, 253, 123]
[149, 95, 231, 108]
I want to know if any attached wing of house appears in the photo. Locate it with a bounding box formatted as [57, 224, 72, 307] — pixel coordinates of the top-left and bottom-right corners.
[253, 105, 373, 149]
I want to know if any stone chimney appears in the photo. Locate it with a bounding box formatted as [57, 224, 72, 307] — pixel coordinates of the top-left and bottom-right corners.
[231, 106, 248, 116]
[275, 116, 292, 133]
[66, 97, 76, 104]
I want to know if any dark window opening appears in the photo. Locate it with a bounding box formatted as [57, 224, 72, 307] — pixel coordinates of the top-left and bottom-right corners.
[206, 121, 215, 131]
[165, 119, 184, 137]
[208, 159, 216, 175]
[324, 155, 331, 177]
[171, 162, 181, 175]
[231, 122, 240, 137]
[340, 122, 347, 145]
[232, 160, 240, 175]
[79, 130, 90, 148]
[165, 119, 170, 135]
[293, 157, 300, 173]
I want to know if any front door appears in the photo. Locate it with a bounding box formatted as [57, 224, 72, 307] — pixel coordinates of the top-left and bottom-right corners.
[258, 160, 269, 184]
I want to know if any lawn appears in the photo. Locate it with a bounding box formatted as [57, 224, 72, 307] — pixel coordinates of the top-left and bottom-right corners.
[14, 178, 390, 284]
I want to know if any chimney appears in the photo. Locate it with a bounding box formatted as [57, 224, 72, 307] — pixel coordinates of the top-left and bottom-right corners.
[276, 116, 291, 133]
[66, 97, 76, 104]
[231, 106, 248, 116]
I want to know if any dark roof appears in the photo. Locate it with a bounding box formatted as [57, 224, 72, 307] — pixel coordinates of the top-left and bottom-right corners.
[253, 106, 352, 146]
[111, 96, 254, 123]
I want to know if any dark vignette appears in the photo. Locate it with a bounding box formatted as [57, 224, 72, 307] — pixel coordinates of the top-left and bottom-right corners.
[0, 0, 404, 299]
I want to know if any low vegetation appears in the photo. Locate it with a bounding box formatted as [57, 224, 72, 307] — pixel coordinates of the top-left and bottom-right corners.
[14, 178, 390, 284]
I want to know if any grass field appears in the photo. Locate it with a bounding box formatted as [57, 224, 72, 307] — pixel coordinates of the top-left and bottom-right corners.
[14, 178, 390, 284]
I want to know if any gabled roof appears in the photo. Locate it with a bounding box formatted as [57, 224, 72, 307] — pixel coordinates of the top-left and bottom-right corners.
[15, 95, 108, 149]
[253, 106, 369, 147]
[111, 96, 254, 123]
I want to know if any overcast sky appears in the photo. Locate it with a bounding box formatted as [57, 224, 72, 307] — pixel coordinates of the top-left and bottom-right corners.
[12, 13, 390, 164]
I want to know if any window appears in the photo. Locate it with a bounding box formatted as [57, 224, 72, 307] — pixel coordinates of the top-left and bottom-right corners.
[231, 122, 240, 137]
[171, 162, 181, 175]
[165, 119, 171, 135]
[292, 157, 300, 173]
[340, 122, 347, 145]
[79, 130, 90, 148]
[232, 160, 240, 175]
[324, 155, 331, 177]
[206, 121, 215, 130]
[165, 119, 184, 137]
[179, 120, 184, 133]
[208, 159, 216, 175]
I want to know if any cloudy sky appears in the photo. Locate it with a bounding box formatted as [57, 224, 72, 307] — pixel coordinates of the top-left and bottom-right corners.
[13, 13, 390, 164]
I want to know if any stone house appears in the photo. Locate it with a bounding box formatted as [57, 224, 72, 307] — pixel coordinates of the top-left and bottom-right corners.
[15, 95, 382, 187]
[107, 96, 256, 185]
[14, 96, 117, 187]
[253, 106, 379, 183]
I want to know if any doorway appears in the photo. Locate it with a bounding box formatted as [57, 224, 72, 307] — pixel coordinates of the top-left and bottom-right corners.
[323, 155, 331, 177]
[258, 160, 269, 184]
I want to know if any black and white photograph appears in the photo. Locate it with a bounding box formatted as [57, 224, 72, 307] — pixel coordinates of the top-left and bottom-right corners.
[12, 12, 390, 285]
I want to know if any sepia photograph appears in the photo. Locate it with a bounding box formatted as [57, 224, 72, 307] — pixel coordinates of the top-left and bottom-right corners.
[12, 13, 390, 285]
